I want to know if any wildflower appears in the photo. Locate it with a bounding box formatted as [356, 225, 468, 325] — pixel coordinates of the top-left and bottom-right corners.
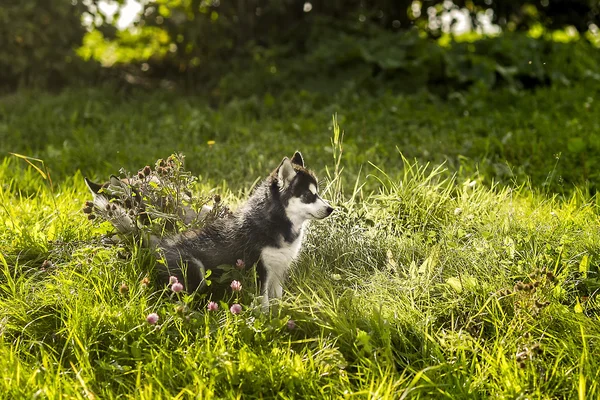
[235, 259, 245, 269]
[230, 280, 242, 292]
[143, 165, 151, 176]
[146, 313, 159, 325]
[230, 303, 242, 315]
[141, 277, 150, 287]
[41, 260, 53, 269]
[172, 282, 184, 293]
[119, 283, 129, 295]
[207, 301, 219, 312]
[287, 319, 296, 330]
[207, 140, 216, 148]
[169, 276, 179, 285]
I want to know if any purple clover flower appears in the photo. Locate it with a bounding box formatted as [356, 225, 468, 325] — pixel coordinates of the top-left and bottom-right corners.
[230, 280, 242, 292]
[172, 282, 184, 293]
[146, 313, 159, 325]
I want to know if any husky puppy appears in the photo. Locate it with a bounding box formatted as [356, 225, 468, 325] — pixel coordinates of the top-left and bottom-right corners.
[86, 152, 333, 309]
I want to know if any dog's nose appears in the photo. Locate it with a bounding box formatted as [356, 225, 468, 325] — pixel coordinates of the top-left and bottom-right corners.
[326, 206, 334, 216]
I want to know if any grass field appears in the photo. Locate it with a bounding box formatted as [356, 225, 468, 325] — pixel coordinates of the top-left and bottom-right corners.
[1, 86, 600, 398]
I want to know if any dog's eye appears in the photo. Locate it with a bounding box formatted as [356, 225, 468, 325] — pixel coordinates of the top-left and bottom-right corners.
[302, 192, 317, 203]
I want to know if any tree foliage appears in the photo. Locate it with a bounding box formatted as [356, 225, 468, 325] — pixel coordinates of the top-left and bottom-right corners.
[3, 0, 600, 90]
[0, 0, 97, 90]
[79, 0, 600, 90]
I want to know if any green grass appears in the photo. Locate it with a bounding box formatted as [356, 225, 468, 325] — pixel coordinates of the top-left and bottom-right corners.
[2, 83, 600, 193]
[1, 86, 600, 398]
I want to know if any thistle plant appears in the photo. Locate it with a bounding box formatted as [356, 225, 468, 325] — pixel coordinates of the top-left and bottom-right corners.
[83, 153, 229, 242]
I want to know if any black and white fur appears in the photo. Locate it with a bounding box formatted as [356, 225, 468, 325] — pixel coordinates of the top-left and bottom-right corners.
[86, 152, 333, 309]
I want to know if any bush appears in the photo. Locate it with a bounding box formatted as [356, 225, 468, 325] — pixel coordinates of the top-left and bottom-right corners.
[216, 27, 600, 99]
[82, 0, 600, 89]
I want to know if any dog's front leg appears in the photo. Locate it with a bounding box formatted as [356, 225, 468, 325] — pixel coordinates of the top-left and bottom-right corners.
[260, 274, 282, 310]
[260, 275, 283, 311]
[258, 259, 286, 311]
[257, 261, 270, 311]
[260, 286, 270, 311]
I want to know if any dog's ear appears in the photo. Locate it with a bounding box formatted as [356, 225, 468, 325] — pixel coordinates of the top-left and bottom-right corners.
[277, 157, 296, 189]
[291, 151, 304, 167]
[110, 175, 124, 187]
[84, 177, 104, 195]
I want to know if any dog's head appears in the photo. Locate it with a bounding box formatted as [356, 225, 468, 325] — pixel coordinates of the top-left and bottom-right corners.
[275, 151, 334, 225]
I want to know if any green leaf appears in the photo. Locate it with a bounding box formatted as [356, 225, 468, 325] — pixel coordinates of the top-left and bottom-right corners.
[574, 299, 584, 313]
[446, 277, 463, 293]
[579, 255, 589, 278]
[130, 341, 142, 358]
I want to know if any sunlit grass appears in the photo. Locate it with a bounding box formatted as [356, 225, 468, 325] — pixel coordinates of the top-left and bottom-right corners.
[1, 127, 600, 397]
[2, 85, 600, 397]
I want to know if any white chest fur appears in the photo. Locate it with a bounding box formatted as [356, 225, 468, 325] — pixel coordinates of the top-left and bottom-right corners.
[261, 231, 304, 276]
[259, 227, 306, 308]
